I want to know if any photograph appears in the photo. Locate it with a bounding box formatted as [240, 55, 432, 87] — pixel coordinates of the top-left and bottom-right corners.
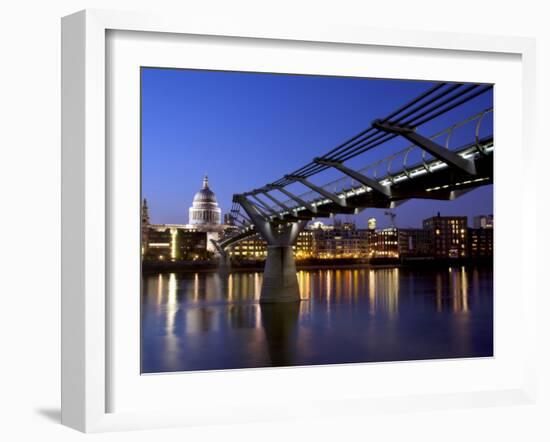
[140, 68, 494, 374]
[1, 0, 544, 437]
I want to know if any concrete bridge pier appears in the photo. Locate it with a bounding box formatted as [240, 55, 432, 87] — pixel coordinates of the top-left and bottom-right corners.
[211, 239, 231, 273]
[234, 195, 307, 303]
[218, 249, 231, 274]
[261, 245, 301, 303]
[258, 221, 306, 303]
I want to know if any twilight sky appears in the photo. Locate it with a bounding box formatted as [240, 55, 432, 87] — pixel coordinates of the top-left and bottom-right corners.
[141, 68, 493, 229]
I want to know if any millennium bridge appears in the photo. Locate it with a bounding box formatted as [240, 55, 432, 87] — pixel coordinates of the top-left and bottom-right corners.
[213, 82, 494, 303]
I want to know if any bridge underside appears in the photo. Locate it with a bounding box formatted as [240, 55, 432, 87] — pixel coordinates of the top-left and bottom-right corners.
[271, 151, 493, 224]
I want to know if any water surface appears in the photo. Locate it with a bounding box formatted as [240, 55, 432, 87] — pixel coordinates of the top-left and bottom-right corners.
[141, 266, 493, 373]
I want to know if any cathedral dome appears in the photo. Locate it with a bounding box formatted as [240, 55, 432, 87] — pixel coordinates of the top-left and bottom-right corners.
[188, 175, 222, 226]
[193, 178, 217, 204]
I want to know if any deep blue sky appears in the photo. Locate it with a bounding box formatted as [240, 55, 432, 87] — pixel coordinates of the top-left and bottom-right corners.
[141, 68, 493, 229]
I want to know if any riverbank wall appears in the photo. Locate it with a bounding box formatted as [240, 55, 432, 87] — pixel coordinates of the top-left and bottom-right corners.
[142, 257, 493, 274]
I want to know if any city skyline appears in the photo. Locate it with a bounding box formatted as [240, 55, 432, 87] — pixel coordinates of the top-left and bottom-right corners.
[141, 68, 493, 229]
[142, 189, 492, 230]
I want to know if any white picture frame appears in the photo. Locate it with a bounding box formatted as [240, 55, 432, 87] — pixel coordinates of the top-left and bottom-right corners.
[61, 9, 537, 433]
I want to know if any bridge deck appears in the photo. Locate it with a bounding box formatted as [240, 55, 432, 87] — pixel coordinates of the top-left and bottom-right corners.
[219, 137, 493, 249]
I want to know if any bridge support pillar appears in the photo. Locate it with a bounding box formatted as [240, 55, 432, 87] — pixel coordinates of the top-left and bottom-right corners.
[218, 250, 231, 273]
[261, 245, 301, 303]
[234, 195, 307, 303]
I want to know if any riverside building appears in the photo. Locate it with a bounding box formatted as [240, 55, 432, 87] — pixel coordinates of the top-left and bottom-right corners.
[142, 175, 232, 261]
[423, 214, 468, 258]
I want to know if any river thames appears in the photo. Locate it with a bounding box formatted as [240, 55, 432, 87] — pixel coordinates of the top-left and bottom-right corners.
[141, 266, 493, 373]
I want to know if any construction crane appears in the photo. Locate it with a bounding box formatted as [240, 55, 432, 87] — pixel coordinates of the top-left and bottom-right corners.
[384, 210, 397, 228]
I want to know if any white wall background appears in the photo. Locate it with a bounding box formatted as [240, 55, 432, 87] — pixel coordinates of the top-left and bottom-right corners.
[0, 1, 548, 440]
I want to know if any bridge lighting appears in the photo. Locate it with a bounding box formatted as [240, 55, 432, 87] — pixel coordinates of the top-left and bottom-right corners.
[430, 162, 447, 172]
[409, 168, 428, 177]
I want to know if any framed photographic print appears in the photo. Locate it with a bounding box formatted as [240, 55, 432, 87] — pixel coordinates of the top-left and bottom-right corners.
[139, 68, 495, 374]
[61, 9, 537, 432]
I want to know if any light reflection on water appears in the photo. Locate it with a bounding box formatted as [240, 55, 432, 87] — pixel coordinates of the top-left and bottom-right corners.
[141, 266, 493, 373]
